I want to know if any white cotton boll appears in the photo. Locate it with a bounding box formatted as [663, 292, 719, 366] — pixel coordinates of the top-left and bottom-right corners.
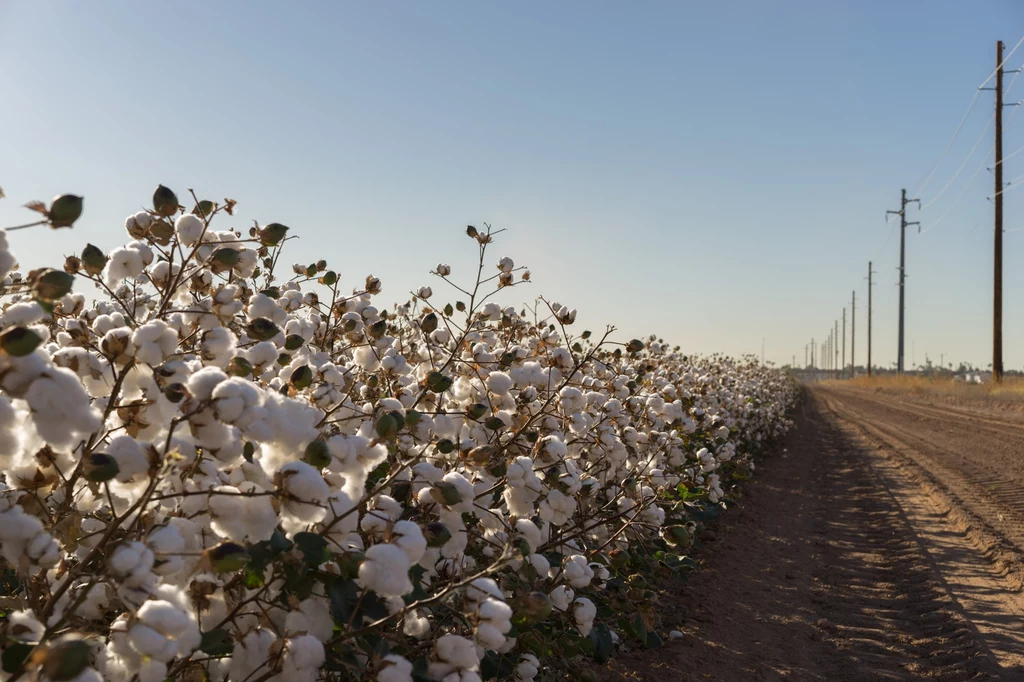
[527, 553, 550, 577]
[538, 489, 575, 526]
[104, 247, 145, 286]
[279, 461, 329, 523]
[234, 248, 258, 277]
[110, 541, 154, 579]
[391, 520, 427, 565]
[430, 635, 480, 679]
[282, 634, 325, 677]
[8, 610, 44, 642]
[127, 623, 177, 661]
[378, 654, 414, 682]
[0, 231, 16, 280]
[572, 597, 597, 636]
[2, 301, 46, 326]
[185, 366, 228, 401]
[514, 519, 542, 554]
[515, 653, 540, 681]
[229, 628, 277, 682]
[497, 256, 514, 273]
[199, 326, 238, 368]
[403, 609, 431, 639]
[484, 371, 513, 396]
[284, 597, 334, 641]
[24, 367, 102, 447]
[106, 435, 149, 482]
[549, 585, 574, 612]
[561, 555, 594, 588]
[138, 659, 168, 682]
[146, 524, 185, 574]
[475, 598, 512, 649]
[131, 320, 177, 365]
[211, 377, 261, 423]
[125, 211, 153, 236]
[358, 543, 414, 597]
[354, 345, 380, 371]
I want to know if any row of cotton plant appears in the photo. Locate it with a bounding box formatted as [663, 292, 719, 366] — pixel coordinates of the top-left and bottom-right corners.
[0, 187, 797, 682]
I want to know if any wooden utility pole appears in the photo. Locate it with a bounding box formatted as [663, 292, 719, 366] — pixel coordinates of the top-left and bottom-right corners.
[842, 308, 846, 379]
[887, 191, 920, 373]
[834, 319, 839, 380]
[851, 291, 856, 378]
[994, 40, 1005, 382]
[867, 262, 875, 377]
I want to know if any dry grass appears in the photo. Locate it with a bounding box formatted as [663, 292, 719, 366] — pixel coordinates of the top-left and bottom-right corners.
[838, 375, 1024, 402]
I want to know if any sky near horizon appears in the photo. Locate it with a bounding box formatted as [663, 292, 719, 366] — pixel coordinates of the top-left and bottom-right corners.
[2, 1, 1023, 370]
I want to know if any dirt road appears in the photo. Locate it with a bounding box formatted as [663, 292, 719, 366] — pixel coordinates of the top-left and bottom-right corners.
[602, 385, 1024, 681]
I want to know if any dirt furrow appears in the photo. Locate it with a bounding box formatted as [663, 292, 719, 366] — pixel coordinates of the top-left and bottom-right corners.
[600, 389, 1009, 681]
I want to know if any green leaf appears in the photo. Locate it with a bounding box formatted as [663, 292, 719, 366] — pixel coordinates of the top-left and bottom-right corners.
[685, 501, 724, 523]
[646, 631, 664, 649]
[627, 613, 647, 643]
[294, 532, 329, 566]
[589, 624, 613, 664]
[329, 578, 360, 624]
[360, 591, 389, 621]
[199, 628, 233, 656]
[1, 643, 32, 673]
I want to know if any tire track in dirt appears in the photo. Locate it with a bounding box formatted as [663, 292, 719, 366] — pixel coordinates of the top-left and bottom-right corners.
[599, 390, 1002, 681]
[818, 387, 1024, 675]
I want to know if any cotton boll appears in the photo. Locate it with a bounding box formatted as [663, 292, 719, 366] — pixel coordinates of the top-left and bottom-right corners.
[429, 634, 480, 679]
[278, 461, 329, 523]
[390, 520, 427, 565]
[104, 247, 145, 286]
[378, 654, 414, 682]
[560, 555, 594, 588]
[146, 524, 185, 575]
[131, 320, 177, 366]
[402, 609, 431, 639]
[358, 544, 414, 597]
[474, 598, 512, 649]
[514, 519, 542, 554]
[138, 659, 168, 682]
[284, 597, 334, 641]
[549, 585, 574, 612]
[572, 597, 597, 636]
[229, 628, 277, 682]
[106, 435, 150, 483]
[515, 653, 540, 681]
[538, 489, 575, 526]
[281, 634, 325, 681]
[185, 366, 228, 401]
[23, 367, 102, 447]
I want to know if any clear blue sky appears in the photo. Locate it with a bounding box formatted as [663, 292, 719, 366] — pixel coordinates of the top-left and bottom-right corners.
[2, 1, 1023, 370]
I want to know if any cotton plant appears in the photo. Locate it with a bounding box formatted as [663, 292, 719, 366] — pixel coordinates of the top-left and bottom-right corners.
[0, 187, 797, 682]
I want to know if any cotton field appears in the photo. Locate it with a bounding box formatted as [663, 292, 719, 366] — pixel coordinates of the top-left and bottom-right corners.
[0, 188, 796, 682]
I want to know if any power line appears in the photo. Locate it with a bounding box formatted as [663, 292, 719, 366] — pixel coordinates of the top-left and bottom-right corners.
[918, 66, 1024, 235]
[920, 113, 994, 210]
[912, 34, 1024, 200]
[919, 148, 992, 235]
[979, 33, 1024, 88]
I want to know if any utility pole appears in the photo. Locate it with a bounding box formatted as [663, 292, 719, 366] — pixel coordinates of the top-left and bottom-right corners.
[887, 190, 920, 373]
[851, 291, 856, 378]
[834, 319, 839, 380]
[842, 308, 846, 379]
[994, 40, 1006, 381]
[867, 262, 876, 377]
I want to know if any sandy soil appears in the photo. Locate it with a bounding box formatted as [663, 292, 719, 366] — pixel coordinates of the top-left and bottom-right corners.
[598, 386, 1024, 681]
